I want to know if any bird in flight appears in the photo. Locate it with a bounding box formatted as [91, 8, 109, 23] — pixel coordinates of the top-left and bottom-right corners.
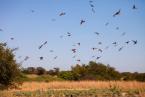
[118, 46, 124, 51]
[132, 4, 137, 10]
[91, 8, 95, 13]
[31, 10, 35, 13]
[76, 59, 81, 62]
[105, 22, 109, 26]
[77, 43, 80, 46]
[67, 32, 71, 36]
[10, 37, 14, 40]
[80, 20, 85, 25]
[24, 56, 29, 61]
[112, 42, 118, 46]
[89, 0, 93, 3]
[98, 42, 102, 45]
[92, 47, 97, 50]
[116, 27, 119, 30]
[98, 49, 103, 53]
[96, 56, 101, 60]
[125, 41, 130, 44]
[49, 50, 54, 52]
[72, 55, 76, 58]
[54, 56, 58, 59]
[90, 4, 94, 7]
[121, 32, 126, 36]
[59, 12, 66, 16]
[0, 28, 3, 31]
[113, 9, 121, 17]
[94, 32, 100, 35]
[11, 47, 19, 52]
[72, 49, 76, 53]
[40, 56, 43, 60]
[132, 40, 137, 45]
[38, 41, 47, 49]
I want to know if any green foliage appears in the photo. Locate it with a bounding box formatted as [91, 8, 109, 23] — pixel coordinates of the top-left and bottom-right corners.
[70, 61, 121, 81]
[0, 43, 21, 89]
[36, 67, 46, 75]
[58, 71, 75, 80]
[17, 74, 63, 82]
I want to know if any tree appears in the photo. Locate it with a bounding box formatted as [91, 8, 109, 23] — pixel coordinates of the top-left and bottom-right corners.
[0, 43, 20, 89]
[22, 67, 36, 74]
[36, 67, 46, 75]
[58, 71, 75, 80]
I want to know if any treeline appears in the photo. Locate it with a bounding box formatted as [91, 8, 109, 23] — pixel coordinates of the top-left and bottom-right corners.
[21, 61, 145, 82]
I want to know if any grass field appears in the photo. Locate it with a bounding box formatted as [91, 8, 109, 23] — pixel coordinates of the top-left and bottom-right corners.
[0, 81, 145, 97]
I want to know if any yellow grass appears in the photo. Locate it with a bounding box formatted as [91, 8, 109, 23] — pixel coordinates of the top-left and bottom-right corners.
[10, 81, 145, 91]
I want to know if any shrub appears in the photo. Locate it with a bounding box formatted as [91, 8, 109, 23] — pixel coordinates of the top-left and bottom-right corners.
[0, 43, 21, 89]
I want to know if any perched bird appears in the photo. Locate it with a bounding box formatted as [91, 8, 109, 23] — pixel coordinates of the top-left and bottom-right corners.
[72, 49, 76, 53]
[59, 12, 66, 16]
[132, 40, 137, 45]
[80, 20, 85, 25]
[113, 9, 121, 17]
[132, 4, 137, 10]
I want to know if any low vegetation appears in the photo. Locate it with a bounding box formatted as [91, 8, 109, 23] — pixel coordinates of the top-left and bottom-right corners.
[0, 42, 145, 97]
[21, 61, 145, 82]
[0, 43, 21, 89]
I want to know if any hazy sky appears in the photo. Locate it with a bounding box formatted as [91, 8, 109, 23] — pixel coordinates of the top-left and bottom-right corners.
[0, 0, 145, 72]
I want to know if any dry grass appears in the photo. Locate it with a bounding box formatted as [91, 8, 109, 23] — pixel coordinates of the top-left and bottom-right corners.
[10, 81, 145, 91]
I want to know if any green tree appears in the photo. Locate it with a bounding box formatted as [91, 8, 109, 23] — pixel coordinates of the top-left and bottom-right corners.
[36, 67, 46, 75]
[0, 43, 20, 89]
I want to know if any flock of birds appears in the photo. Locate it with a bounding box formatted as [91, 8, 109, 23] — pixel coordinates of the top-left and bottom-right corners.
[0, 0, 138, 65]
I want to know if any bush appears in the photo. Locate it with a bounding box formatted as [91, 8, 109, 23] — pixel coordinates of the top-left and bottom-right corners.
[0, 43, 21, 89]
[58, 71, 75, 80]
